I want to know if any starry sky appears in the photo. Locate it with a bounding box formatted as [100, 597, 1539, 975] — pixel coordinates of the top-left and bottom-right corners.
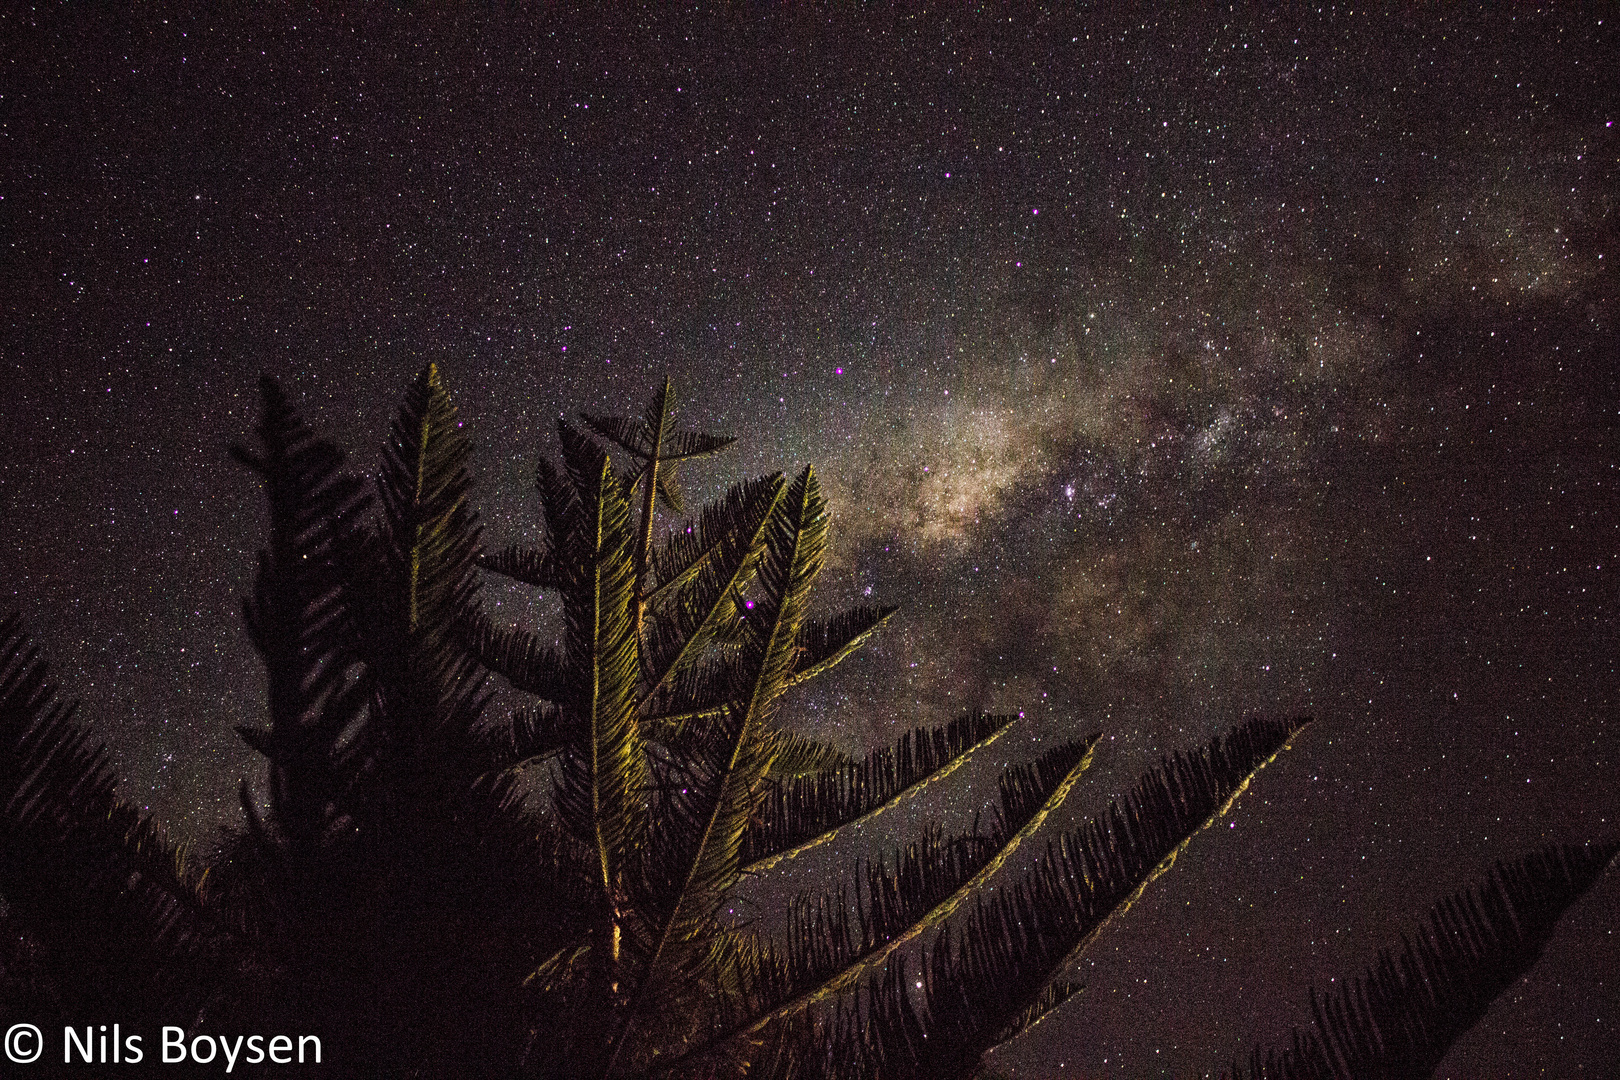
[2, 6, 1616, 1076]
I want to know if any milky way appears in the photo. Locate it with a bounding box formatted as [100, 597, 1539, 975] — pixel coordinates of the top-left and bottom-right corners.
[2, 8, 1616, 1075]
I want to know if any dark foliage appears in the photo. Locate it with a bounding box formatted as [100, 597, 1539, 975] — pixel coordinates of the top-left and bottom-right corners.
[0, 368, 1611, 1079]
[0, 614, 211, 1035]
[1229, 840, 1620, 1080]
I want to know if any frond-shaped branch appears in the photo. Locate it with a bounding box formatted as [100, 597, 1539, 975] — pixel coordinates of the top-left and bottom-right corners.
[639, 475, 784, 703]
[376, 364, 482, 639]
[787, 606, 899, 687]
[1229, 839, 1620, 1080]
[477, 701, 578, 771]
[658, 431, 737, 461]
[760, 730, 856, 780]
[581, 377, 737, 468]
[581, 413, 654, 458]
[609, 468, 828, 1075]
[741, 712, 1017, 873]
[480, 542, 564, 590]
[551, 424, 647, 909]
[645, 474, 784, 610]
[351, 363, 492, 813]
[639, 651, 749, 735]
[0, 613, 116, 843]
[461, 608, 569, 701]
[583, 379, 738, 618]
[833, 716, 1310, 1078]
[723, 737, 1100, 1043]
[0, 613, 214, 1022]
[230, 374, 372, 852]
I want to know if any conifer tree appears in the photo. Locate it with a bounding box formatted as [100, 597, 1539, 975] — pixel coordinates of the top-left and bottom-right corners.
[0, 366, 1611, 1079]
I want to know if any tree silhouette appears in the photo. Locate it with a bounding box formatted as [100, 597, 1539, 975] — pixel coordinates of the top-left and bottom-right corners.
[0, 366, 1612, 1078]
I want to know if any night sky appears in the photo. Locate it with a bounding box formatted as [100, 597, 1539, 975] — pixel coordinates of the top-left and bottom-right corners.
[2, 7, 1617, 1076]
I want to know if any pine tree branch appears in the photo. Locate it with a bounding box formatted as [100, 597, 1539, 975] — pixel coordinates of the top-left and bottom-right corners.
[638, 475, 784, 707]
[751, 737, 1100, 1027]
[740, 712, 1017, 873]
[1228, 840, 1620, 1080]
[649, 737, 1100, 1078]
[0, 613, 216, 1021]
[551, 428, 647, 913]
[356, 364, 494, 815]
[607, 468, 828, 1077]
[479, 543, 564, 590]
[786, 606, 899, 688]
[476, 702, 578, 770]
[460, 608, 569, 701]
[841, 716, 1311, 1077]
[645, 477, 784, 609]
[231, 374, 372, 851]
[759, 730, 856, 779]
